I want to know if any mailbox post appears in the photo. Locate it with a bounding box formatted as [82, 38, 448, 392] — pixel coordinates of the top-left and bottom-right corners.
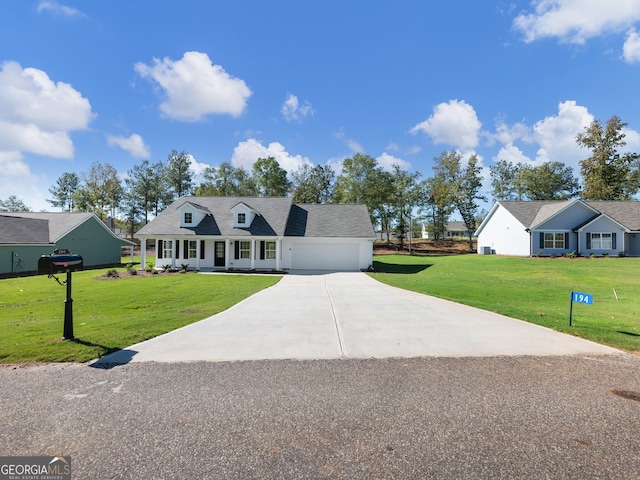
[38, 249, 83, 340]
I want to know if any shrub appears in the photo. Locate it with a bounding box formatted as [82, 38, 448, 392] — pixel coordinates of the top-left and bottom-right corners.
[566, 250, 577, 259]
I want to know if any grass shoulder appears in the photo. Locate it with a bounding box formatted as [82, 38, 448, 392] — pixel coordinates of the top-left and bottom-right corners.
[369, 253, 640, 352]
[0, 265, 280, 363]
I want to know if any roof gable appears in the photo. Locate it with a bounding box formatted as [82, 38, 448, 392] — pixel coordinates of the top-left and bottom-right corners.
[530, 199, 597, 230]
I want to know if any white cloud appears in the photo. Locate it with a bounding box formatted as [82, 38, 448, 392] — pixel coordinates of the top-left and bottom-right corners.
[514, 0, 640, 44]
[231, 138, 312, 173]
[106, 133, 151, 158]
[37, 1, 86, 18]
[135, 51, 252, 121]
[532, 100, 593, 168]
[495, 143, 533, 164]
[493, 120, 532, 145]
[410, 99, 482, 150]
[0, 61, 94, 159]
[376, 152, 411, 172]
[281, 93, 314, 121]
[623, 29, 640, 63]
[187, 154, 210, 185]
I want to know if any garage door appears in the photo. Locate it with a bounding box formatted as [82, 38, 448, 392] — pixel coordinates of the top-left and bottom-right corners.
[291, 243, 360, 271]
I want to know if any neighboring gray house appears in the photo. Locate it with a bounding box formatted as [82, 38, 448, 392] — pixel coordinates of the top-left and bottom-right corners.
[475, 199, 640, 256]
[136, 196, 376, 271]
[421, 221, 470, 239]
[0, 212, 135, 275]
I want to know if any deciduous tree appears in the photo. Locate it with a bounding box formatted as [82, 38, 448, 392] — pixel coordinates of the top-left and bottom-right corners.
[252, 156, 291, 197]
[291, 164, 335, 204]
[577, 116, 640, 200]
[83, 161, 123, 221]
[517, 161, 580, 200]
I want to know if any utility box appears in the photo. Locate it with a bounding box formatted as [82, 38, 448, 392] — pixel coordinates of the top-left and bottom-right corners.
[38, 249, 83, 275]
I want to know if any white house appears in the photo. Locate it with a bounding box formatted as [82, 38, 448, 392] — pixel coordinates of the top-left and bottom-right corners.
[136, 196, 376, 271]
[475, 199, 640, 256]
[421, 221, 469, 239]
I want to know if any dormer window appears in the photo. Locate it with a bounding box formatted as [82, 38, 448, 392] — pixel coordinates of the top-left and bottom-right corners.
[237, 213, 246, 224]
[184, 212, 193, 224]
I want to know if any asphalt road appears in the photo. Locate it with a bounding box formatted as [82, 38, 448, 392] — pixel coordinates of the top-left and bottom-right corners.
[2, 354, 640, 479]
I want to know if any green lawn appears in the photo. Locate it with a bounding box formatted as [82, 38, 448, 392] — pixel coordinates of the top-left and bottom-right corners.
[369, 254, 640, 352]
[0, 267, 280, 363]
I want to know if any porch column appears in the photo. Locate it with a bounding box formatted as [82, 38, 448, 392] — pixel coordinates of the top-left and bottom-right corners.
[276, 238, 281, 271]
[250, 239, 256, 269]
[140, 238, 146, 270]
[225, 239, 230, 270]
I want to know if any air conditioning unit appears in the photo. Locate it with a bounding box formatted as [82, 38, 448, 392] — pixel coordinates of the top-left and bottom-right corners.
[480, 246, 492, 255]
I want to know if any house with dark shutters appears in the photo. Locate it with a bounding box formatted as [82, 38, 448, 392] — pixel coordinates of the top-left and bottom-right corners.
[135, 196, 375, 271]
[475, 199, 640, 256]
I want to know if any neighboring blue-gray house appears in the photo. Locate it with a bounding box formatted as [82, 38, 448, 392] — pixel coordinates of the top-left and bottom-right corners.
[0, 212, 135, 275]
[475, 200, 640, 257]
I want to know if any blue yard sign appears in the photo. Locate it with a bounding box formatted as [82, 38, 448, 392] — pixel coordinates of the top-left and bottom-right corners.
[572, 292, 593, 305]
[569, 291, 593, 326]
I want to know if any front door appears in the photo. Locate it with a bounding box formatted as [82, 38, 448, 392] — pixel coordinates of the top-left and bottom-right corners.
[214, 241, 225, 267]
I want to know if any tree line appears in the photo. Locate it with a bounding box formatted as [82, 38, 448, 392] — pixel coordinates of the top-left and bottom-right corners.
[3, 115, 638, 250]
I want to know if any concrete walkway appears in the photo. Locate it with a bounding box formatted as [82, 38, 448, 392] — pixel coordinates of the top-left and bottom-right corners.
[93, 272, 620, 365]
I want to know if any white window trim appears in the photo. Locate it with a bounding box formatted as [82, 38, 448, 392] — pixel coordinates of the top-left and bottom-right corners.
[544, 232, 565, 249]
[240, 240, 250, 259]
[188, 240, 197, 258]
[591, 232, 612, 250]
[265, 241, 276, 260]
[163, 240, 174, 259]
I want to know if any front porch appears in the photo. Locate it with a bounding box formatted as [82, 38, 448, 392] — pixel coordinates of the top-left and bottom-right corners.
[140, 237, 283, 272]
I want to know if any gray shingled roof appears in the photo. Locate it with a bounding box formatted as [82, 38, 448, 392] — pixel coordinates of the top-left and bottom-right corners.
[285, 204, 375, 237]
[136, 197, 375, 238]
[0, 212, 94, 243]
[0, 215, 51, 244]
[498, 200, 640, 231]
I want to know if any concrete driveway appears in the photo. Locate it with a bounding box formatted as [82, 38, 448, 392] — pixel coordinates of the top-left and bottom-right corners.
[94, 272, 619, 365]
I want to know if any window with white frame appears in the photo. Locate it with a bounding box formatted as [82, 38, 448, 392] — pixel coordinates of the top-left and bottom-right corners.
[188, 240, 197, 258]
[240, 240, 250, 259]
[163, 240, 173, 258]
[238, 213, 246, 224]
[590, 233, 612, 249]
[265, 241, 276, 259]
[544, 232, 565, 249]
[184, 212, 193, 224]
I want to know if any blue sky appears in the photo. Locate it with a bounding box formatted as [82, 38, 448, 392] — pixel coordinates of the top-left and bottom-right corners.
[2, 0, 640, 212]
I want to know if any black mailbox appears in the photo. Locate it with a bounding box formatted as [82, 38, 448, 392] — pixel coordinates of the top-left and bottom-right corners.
[38, 249, 83, 275]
